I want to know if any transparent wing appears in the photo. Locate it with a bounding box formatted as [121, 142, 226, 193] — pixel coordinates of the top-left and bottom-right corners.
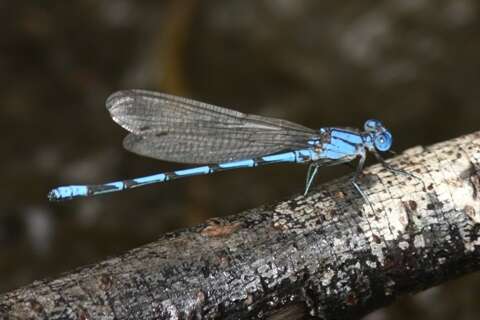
[106, 90, 318, 163]
[122, 130, 312, 164]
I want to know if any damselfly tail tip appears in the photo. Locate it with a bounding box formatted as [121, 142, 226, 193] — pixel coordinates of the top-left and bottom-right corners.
[47, 185, 88, 202]
[47, 188, 63, 202]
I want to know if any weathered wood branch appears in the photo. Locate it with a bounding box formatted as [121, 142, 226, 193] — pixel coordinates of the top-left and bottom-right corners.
[2, 131, 480, 320]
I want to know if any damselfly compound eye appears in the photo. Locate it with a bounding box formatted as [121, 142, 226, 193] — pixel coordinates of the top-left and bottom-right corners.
[374, 131, 392, 152]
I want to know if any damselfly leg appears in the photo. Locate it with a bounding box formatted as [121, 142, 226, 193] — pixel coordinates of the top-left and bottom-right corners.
[374, 151, 425, 187]
[351, 151, 378, 215]
[304, 164, 319, 195]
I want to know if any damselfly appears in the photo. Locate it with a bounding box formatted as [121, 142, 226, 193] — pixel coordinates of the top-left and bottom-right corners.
[48, 90, 401, 201]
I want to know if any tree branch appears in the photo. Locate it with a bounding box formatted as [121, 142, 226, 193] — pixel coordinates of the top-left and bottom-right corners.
[2, 131, 480, 320]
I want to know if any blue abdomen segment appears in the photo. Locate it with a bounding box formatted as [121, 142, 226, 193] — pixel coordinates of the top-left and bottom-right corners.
[218, 159, 255, 169]
[133, 173, 167, 184]
[48, 148, 319, 201]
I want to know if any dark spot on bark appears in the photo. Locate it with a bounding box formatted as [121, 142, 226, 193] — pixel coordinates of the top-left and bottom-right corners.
[346, 292, 359, 305]
[383, 256, 395, 269]
[426, 203, 435, 210]
[201, 222, 241, 237]
[457, 153, 462, 159]
[358, 210, 363, 217]
[267, 303, 308, 319]
[446, 150, 454, 155]
[415, 168, 421, 173]
[387, 180, 393, 185]
[402, 200, 417, 214]
[470, 175, 480, 199]
[376, 208, 382, 214]
[460, 165, 475, 180]
[316, 217, 326, 225]
[471, 224, 480, 241]
[139, 125, 151, 131]
[29, 299, 43, 314]
[200, 264, 211, 278]
[409, 200, 417, 211]
[155, 132, 168, 137]
[99, 274, 113, 291]
[372, 234, 382, 244]
[427, 183, 434, 191]
[78, 310, 89, 320]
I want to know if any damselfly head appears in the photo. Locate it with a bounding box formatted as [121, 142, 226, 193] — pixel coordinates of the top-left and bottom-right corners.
[364, 119, 392, 152]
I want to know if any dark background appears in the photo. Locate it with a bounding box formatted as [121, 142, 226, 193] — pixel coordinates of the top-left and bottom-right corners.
[1, 1, 480, 319]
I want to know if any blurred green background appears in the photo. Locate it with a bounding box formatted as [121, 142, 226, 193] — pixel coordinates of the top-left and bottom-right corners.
[1, 1, 480, 319]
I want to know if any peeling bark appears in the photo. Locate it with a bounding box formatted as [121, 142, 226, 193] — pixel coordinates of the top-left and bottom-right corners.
[2, 132, 480, 320]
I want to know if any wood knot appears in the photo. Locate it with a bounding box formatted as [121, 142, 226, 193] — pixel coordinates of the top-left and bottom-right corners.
[345, 292, 358, 305]
[372, 234, 382, 244]
[196, 290, 206, 304]
[402, 200, 418, 213]
[217, 255, 230, 268]
[29, 299, 43, 314]
[201, 222, 241, 237]
[78, 309, 90, 320]
[470, 175, 480, 199]
[465, 205, 477, 221]
[98, 274, 113, 291]
[334, 191, 346, 199]
[273, 220, 289, 231]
